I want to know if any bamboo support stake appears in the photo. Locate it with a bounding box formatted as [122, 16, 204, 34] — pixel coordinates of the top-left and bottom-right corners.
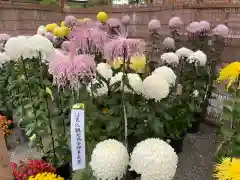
[0, 130, 13, 180]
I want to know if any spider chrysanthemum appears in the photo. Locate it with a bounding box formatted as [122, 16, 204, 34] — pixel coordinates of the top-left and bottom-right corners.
[217, 61, 240, 89]
[213, 157, 240, 180]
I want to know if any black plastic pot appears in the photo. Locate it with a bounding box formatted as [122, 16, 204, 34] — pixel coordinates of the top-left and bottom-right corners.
[169, 135, 185, 154]
[187, 112, 201, 134]
[56, 162, 71, 179]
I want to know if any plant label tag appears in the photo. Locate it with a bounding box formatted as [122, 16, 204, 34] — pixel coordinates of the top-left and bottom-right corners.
[0, 130, 13, 180]
[71, 103, 86, 171]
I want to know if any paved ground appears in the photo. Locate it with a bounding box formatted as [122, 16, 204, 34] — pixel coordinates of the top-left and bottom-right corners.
[173, 123, 221, 180]
[8, 123, 221, 180]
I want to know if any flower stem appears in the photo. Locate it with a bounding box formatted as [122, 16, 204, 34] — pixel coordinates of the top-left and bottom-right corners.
[121, 47, 128, 148]
[38, 53, 57, 162]
[58, 90, 66, 134]
[21, 58, 44, 150]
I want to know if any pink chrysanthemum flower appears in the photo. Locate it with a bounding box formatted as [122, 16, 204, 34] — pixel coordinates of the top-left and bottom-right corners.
[0, 33, 10, 42]
[104, 30, 145, 62]
[69, 23, 91, 53]
[213, 24, 229, 38]
[121, 15, 131, 26]
[65, 15, 77, 28]
[69, 21, 108, 53]
[148, 19, 161, 31]
[168, 17, 183, 29]
[90, 27, 108, 53]
[45, 32, 54, 41]
[48, 42, 96, 90]
[199, 20, 211, 32]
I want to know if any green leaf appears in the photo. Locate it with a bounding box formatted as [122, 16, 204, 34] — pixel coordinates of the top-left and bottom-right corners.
[106, 119, 120, 132]
[149, 118, 165, 137]
[220, 128, 235, 139]
[46, 87, 54, 101]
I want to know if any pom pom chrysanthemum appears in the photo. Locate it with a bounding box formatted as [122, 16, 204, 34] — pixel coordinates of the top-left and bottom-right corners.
[187, 50, 207, 67]
[142, 75, 170, 101]
[96, 63, 113, 80]
[129, 138, 178, 180]
[175, 47, 193, 58]
[152, 66, 176, 86]
[161, 52, 179, 65]
[90, 139, 129, 180]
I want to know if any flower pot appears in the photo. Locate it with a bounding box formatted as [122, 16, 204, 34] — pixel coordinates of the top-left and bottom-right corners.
[127, 170, 140, 180]
[187, 112, 201, 134]
[56, 162, 71, 179]
[169, 135, 185, 154]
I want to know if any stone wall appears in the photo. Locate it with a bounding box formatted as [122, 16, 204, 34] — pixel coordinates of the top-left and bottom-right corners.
[1, 1, 240, 61]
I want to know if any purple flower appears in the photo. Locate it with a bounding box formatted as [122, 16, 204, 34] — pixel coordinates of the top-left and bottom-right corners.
[148, 19, 161, 31]
[65, 15, 77, 28]
[213, 24, 229, 38]
[168, 17, 183, 29]
[121, 15, 131, 26]
[186, 21, 201, 38]
[45, 32, 54, 41]
[61, 41, 70, 52]
[199, 21, 211, 32]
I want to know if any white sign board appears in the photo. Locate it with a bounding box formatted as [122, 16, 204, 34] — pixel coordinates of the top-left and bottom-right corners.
[71, 103, 86, 171]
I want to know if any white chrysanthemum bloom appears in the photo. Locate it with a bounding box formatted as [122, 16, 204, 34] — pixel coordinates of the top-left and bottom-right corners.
[129, 138, 178, 180]
[28, 34, 54, 63]
[87, 79, 108, 97]
[161, 52, 179, 65]
[90, 139, 129, 180]
[127, 73, 142, 94]
[97, 63, 113, 80]
[0, 52, 11, 67]
[152, 66, 176, 86]
[187, 50, 207, 66]
[109, 72, 130, 92]
[142, 75, 170, 101]
[37, 26, 47, 36]
[4, 36, 36, 60]
[175, 47, 193, 58]
[163, 37, 175, 49]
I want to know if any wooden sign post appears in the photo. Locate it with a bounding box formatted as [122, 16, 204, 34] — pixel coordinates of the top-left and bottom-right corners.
[0, 130, 13, 180]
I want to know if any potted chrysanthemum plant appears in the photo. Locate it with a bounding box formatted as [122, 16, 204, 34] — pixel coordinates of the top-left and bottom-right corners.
[213, 62, 240, 179]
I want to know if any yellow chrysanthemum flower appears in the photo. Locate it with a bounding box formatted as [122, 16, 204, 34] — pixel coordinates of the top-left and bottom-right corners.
[53, 27, 69, 37]
[61, 21, 65, 27]
[46, 23, 58, 32]
[213, 157, 240, 180]
[111, 56, 146, 73]
[129, 55, 146, 73]
[217, 62, 240, 90]
[97, 12, 109, 23]
[28, 172, 64, 180]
